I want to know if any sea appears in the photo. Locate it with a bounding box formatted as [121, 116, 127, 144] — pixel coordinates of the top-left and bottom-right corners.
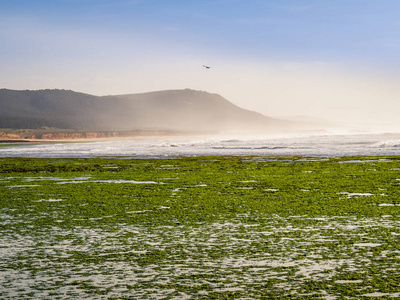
[1, 131, 400, 158]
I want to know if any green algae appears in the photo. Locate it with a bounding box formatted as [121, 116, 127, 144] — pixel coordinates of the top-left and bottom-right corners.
[0, 156, 400, 298]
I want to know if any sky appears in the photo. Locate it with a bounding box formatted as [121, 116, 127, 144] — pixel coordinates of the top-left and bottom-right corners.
[1, 0, 400, 128]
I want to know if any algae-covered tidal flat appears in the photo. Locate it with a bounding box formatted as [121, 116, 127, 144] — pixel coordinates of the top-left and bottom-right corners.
[1, 156, 400, 299]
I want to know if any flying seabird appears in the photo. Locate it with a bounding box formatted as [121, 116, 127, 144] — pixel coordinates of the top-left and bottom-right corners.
[203, 65, 211, 69]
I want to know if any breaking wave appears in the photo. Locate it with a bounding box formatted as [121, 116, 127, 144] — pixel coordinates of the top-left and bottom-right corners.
[0, 133, 400, 158]
[374, 140, 400, 148]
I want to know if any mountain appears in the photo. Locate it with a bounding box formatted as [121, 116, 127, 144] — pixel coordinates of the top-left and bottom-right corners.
[0, 88, 312, 134]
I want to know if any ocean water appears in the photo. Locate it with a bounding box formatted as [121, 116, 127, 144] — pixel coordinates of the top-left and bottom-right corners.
[1, 132, 400, 158]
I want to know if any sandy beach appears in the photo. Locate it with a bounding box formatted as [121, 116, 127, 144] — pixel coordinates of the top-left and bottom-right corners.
[0, 130, 210, 145]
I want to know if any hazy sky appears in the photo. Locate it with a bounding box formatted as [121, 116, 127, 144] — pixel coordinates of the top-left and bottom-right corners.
[1, 0, 400, 126]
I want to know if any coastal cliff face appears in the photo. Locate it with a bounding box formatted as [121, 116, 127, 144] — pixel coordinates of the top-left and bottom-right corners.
[0, 133, 22, 140]
[29, 132, 122, 140]
[24, 130, 190, 140]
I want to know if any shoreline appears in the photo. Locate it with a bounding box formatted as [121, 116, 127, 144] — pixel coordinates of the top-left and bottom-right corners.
[0, 131, 213, 144]
[0, 137, 171, 145]
[0, 133, 212, 145]
[1, 132, 399, 158]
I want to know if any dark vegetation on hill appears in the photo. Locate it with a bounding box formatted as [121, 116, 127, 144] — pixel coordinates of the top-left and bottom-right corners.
[0, 88, 323, 134]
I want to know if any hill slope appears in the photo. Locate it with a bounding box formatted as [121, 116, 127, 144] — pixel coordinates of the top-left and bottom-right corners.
[0, 88, 294, 133]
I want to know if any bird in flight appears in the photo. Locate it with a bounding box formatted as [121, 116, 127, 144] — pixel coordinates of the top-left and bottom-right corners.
[203, 65, 211, 69]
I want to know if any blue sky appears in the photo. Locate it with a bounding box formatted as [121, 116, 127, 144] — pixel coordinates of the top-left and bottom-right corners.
[1, 0, 400, 125]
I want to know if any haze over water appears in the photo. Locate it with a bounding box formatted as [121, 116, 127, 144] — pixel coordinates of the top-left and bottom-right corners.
[1, 132, 400, 158]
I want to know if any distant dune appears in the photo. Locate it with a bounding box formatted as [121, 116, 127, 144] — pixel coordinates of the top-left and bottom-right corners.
[0, 88, 330, 134]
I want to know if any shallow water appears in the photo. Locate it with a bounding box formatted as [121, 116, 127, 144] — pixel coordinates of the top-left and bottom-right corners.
[1, 132, 400, 158]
